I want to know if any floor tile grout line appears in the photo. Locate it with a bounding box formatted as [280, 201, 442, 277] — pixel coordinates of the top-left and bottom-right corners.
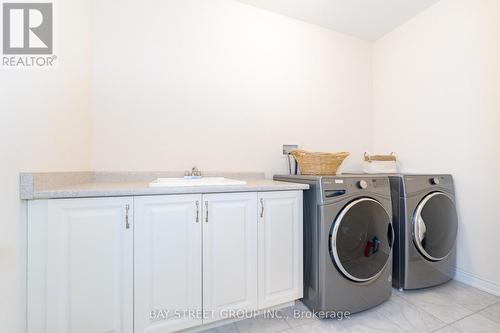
[393, 293, 457, 323]
[389, 294, 448, 332]
[427, 322, 449, 333]
[392, 292, 449, 328]
[393, 290, 478, 325]
[229, 288, 500, 333]
[432, 307, 500, 333]
[234, 299, 498, 333]
[430, 324, 457, 333]
[474, 313, 500, 328]
[437, 311, 479, 329]
[472, 299, 500, 315]
[381, 295, 500, 333]
[470, 300, 500, 327]
[283, 317, 293, 331]
[376, 304, 418, 333]
[386, 319, 411, 333]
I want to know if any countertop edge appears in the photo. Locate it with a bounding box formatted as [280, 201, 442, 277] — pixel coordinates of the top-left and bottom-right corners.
[28, 183, 310, 200]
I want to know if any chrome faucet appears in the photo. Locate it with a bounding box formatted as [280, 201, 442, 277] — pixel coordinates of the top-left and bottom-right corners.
[185, 166, 202, 177]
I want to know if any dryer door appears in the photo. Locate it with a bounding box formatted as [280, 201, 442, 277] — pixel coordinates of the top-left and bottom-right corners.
[413, 192, 458, 261]
[330, 198, 393, 283]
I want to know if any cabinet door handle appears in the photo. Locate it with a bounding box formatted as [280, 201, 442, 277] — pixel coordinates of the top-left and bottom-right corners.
[195, 201, 200, 223]
[205, 201, 209, 223]
[125, 204, 130, 229]
[260, 198, 264, 218]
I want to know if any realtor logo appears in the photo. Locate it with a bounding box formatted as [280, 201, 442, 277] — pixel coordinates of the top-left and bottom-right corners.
[2, 1, 56, 67]
[3, 2, 52, 54]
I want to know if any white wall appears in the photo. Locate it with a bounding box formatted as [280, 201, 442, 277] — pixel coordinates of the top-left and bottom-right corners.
[0, 1, 91, 332]
[373, 0, 500, 292]
[0, 2, 371, 331]
[90, 0, 373, 175]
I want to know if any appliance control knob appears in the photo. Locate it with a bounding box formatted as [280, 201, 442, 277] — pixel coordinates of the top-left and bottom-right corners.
[431, 177, 440, 185]
[358, 180, 368, 189]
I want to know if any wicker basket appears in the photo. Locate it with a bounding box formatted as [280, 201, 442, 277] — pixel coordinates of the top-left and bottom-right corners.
[363, 152, 398, 174]
[291, 149, 350, 175]
[363, 152, 397, 163]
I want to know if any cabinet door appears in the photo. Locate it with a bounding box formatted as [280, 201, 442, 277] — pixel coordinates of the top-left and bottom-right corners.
[202, 192, 258, 323]
[258, 191, 303, 309]
[45, 197, 133, 333]
[134, 195, 202, 333]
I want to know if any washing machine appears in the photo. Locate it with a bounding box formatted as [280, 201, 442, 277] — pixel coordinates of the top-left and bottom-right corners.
[274, 175, 394, 315]
[389, 174, 458, 290]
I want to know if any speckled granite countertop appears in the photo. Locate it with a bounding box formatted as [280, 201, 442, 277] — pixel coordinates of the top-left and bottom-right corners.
[20, 172, 309, 200]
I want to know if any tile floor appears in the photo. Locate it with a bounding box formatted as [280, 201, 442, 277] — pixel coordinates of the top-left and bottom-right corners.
[202, 281, 500, 333]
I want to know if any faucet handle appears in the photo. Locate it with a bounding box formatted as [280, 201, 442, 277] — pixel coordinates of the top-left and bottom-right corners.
[191, 166, 201, 177]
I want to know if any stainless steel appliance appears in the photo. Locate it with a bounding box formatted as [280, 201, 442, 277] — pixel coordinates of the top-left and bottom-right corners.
[274, 174, 394, 315]
[389, 174, 458, 290]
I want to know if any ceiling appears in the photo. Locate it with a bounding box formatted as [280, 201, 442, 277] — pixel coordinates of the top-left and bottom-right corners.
[236, 0, 441, 41]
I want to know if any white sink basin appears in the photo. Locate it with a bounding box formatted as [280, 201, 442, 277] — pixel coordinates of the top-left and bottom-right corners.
[149, 177, 247, 187]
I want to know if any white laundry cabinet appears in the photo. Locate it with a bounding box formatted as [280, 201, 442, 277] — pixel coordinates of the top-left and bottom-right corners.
[27, 190, 303, 333]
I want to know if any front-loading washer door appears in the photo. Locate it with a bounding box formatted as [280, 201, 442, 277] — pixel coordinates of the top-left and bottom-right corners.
[330, 198, 393, 283]
[413, 192, 458, 261]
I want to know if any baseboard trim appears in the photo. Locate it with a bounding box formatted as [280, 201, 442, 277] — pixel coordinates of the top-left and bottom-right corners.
[454, 267, 500, 297]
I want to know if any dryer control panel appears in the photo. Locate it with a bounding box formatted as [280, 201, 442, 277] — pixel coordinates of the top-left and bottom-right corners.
[402, 174, 454, 196]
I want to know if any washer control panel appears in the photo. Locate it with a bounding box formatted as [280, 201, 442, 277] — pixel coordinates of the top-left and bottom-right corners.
[321, 176, 389, 201]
